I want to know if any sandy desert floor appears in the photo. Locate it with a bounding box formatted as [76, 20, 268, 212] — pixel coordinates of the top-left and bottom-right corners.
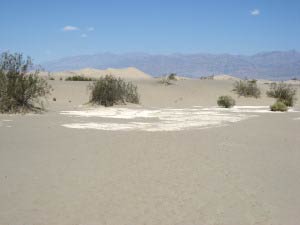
[1, 79, 300, 225]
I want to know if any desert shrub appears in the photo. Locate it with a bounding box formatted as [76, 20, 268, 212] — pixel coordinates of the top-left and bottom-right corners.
[47, 72, 55, 80]
[88, 75, 139, 107]
[200, 75, 214, 80]
[270, 101, 288, 112]
[217, 95, 236, 108]
[0, 52, 51, 113]
[65, 75, 93, 81]
[266, 82, 297, 107]
[232, 79, 261, 98]
[158, 76, 173, 85]
[168, 73, 177, 81]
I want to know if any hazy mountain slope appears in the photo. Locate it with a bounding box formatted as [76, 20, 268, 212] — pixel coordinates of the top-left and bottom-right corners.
[42, 51, 300, 80]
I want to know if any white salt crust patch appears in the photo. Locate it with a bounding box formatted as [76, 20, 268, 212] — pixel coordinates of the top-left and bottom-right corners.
[0, 119, 12, 128]
[59, 106, 295, 132]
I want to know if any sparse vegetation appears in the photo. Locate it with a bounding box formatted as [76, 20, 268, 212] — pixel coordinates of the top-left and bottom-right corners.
[158, 76, 173, 85]
[232, 79, 261, 98]
[0, 52, 52, 113]
[200, 75, 214, 80]
[266, 82, 297, 107]
[270, 101, 288, 112]
[217, 95, 236, 108]
[88, 75, 139, 107]
[168, 73, 177, 81]
[65, 75, 94, 81]
[158, 73, 178, 85]
[47, 72, 55, 80]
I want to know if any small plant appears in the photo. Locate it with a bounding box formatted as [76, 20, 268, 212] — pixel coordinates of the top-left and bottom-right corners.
[217, 95, 236, 108]
[270, 101, 288, 112]
[168, 73, 177, 81]
[65, 75, 93, 81]
[232, 79, 261, 98]
[200, 75, 214, 80]
[266, 82, 297, 107]
[59, 77, 63, 81]
[158, 76, 173, 85]
[47, 72, 55, 80]
[89, 75, 139, 107]
[0, 52, 52, 113]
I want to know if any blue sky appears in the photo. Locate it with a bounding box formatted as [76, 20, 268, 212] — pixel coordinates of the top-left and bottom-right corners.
[0, 0, 300, 63]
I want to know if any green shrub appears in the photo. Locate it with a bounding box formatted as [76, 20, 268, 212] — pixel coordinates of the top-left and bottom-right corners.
[65, 75, 93, 81]
[217, 95, 236, 108]
[47, 72, 55, 80]
[270, 101, 288, 112]
[0, 52, 52, 113]
[168, 73, 177, 81]
[158, 76, 173, 85]
[266, 82, 297, 107]
[232, 79, 261, 98]
[88, 75, 139, 107]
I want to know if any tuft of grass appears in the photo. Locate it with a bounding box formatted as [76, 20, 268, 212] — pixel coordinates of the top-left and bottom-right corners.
[158, 74, 177, 86]
[266, 82, 297, 107]
[0, 52, 52, 113]
[168, 73, 177, 81]
[270, 101, 288, 112]
[217, 95, 236, 108]
[232, 79, 261, 98]
[200, 75, 214, 80]
[158, 77, 172, 85]
[88, 75, 139, 107]
[65, 75, 94, 81]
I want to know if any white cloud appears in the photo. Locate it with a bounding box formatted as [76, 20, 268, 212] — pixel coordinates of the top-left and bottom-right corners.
[81, 33, 88, 38]
[87, 27, 95, 32]
[62, 25, 79, 31]
[250, 9, 260, 16]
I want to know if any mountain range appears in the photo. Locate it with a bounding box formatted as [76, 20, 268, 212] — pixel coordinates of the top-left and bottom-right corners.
[42, 50, 300, 80]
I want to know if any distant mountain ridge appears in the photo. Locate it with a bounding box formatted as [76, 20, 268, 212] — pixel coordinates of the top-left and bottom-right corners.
[42, 51, 300, 80]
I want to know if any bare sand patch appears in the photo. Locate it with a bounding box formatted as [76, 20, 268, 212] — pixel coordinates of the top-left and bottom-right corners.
[1, 79, 300, 225]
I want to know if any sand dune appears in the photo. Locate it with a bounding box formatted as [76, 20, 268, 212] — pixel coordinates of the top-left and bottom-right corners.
[41, 67, 152, 80]
[213, 74, 240, 81]
[1, 78, 300, 225]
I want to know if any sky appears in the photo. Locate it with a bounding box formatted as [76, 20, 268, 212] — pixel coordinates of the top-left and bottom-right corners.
[0, 0, 300, 63]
